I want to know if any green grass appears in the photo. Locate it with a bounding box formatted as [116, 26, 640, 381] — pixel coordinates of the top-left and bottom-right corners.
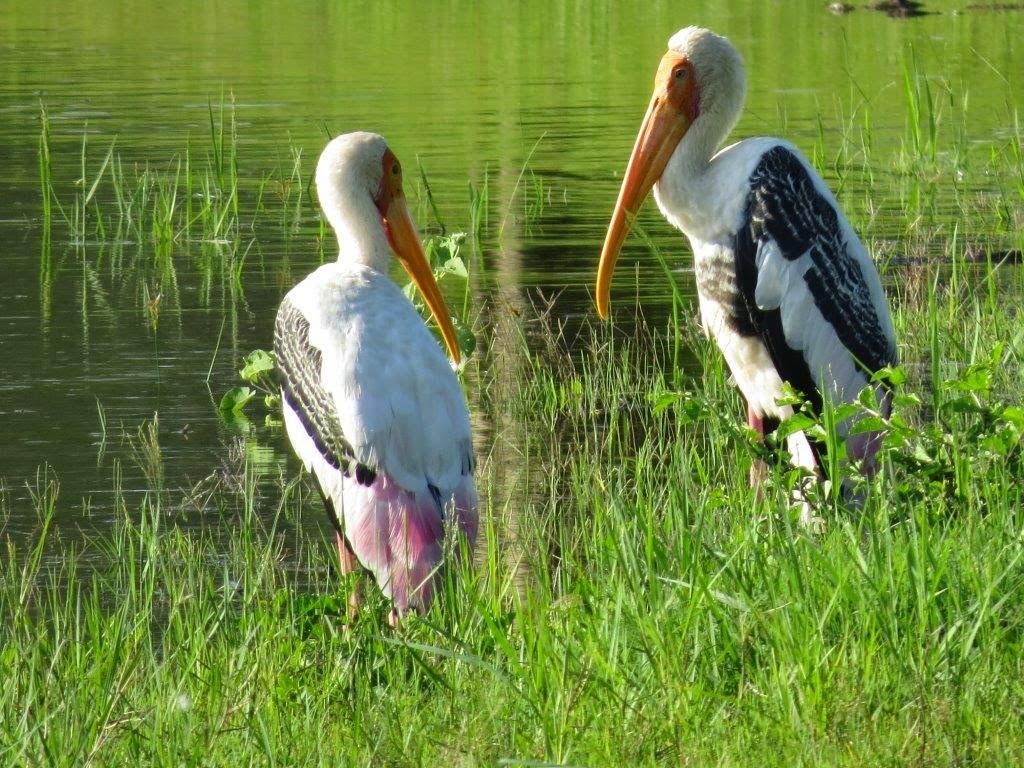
[37, 96, 252, 246]
[3, 279, 1024, 765]
[11, 57, 1024, 765]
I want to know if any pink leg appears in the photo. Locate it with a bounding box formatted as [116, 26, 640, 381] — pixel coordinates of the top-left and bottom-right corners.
[747, 404, 769, 490]
[335, 531, 359, 575]
[335, 532, 363, 619]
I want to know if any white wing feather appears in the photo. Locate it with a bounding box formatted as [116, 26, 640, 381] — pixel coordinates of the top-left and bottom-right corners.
[285, 262, 471, 495]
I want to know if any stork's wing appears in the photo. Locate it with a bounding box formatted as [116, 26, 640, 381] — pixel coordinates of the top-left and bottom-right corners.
[274, 298, 376, 484]
[733, 144, 897, 412]
[275, 273, 473, 495]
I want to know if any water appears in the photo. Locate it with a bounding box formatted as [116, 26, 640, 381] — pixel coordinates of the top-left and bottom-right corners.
[1, 1, 1022, 548]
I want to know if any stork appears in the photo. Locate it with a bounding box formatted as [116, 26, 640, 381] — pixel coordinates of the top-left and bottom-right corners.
[596, 27, 897, 513]
[274, 132, 477, 623]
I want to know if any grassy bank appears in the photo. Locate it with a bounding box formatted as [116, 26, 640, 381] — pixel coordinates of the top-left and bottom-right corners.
[6, 62, 1024, 765]
[2, 288, 1023, 766]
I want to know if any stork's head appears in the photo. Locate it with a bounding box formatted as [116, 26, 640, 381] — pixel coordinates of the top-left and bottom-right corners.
[315, 132, 461, 363]
[595, 27, 746, 318]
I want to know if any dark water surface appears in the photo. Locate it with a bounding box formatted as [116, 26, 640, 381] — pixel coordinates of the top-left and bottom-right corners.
[1, 1, 1022, 550]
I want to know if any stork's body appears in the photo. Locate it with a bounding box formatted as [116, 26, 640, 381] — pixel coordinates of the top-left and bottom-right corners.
[597, 27, 897, 501]
[274, 133, 477, 621]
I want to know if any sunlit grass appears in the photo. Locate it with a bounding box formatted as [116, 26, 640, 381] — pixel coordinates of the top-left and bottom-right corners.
[10, 54, 1024, 765]
[3, 264, 1024, 763]
[38, 98, 244, 246]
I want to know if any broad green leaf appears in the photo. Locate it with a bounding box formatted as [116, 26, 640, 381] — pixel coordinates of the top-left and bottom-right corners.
[651, 392, 680, 415]
[442, 255, 468, 278]
[240, 348, 275, 382]
[219, 386, 255, 415]
[774, 412, 817, 440]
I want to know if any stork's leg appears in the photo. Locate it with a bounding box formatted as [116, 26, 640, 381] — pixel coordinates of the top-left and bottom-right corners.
[330, 533, 363, 619]
[747, 404, 769, 490]
[315, 483, 365, 619]
[334, 531, 359, 574]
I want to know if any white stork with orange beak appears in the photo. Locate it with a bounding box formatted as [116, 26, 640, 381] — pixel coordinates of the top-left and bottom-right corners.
[596, 27, 897, 510]
[274, 132, 477, 622]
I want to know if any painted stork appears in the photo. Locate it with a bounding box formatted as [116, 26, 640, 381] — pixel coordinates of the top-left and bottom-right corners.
[596, 27, 897, 511]
[274, 132, 477, 623]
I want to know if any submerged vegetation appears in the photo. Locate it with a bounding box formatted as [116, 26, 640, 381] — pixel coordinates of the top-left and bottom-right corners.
[4, 40, 1024, 768]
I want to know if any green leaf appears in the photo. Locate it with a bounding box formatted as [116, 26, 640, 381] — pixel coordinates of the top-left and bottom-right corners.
[774, 383, 806, 408]
[849, 415, 887, 435]
[893, 391, 922, 408]
[911, 441, 935, 464]
[774, 412, 817, 440]
[441, 255, 468, 279]
[219, 386, 255, 415]
[1000, 405, 1024, 428]
[240, 349, 275, 383]
[651, 392, 680, 415]
[833, 402, 861, 423]
[873, 365, 906, 386]
[947, 362, 993, 394]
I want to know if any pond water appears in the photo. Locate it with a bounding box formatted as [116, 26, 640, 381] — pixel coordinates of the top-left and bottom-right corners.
[1, 1, 1022, 552]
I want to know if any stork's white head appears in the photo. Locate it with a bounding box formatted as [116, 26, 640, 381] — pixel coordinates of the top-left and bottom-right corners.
[315, 131, 393, 262]
[314, 132, 462, 362]
[595, 27, 747, 318]
[667, 27, 746, 147]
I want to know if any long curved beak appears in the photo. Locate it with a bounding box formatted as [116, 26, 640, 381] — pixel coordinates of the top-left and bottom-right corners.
[384, 196, 462, 364]
[596, 80, 692, 319]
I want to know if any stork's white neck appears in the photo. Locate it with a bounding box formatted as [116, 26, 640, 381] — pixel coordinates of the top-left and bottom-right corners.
[319, 180, 392, 273]
[653, 111, 730, 239]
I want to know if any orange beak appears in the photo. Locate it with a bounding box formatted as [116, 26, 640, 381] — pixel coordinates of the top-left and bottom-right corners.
[384, 195, 462, 364]
[596, 53, 695, 319]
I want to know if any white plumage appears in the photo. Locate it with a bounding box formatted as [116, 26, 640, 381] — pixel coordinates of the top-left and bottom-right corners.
[275, 133, 476, 621]
[283, 264, 472, 491]
[596, 27, 897, 507]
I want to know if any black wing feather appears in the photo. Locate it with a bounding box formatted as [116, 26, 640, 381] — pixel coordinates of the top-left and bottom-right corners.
[273, 299, 377, 486]
[732, 145, 895, 413]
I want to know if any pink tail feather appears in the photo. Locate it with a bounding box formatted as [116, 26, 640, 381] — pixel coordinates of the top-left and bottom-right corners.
[342, 472, 477, 615]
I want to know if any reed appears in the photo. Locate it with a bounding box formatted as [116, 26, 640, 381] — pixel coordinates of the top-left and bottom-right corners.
[468, 167, 490, 241]
[36, 97, 251, 248]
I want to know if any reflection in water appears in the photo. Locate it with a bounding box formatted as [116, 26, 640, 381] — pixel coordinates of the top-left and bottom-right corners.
[476, 160, 542, 597]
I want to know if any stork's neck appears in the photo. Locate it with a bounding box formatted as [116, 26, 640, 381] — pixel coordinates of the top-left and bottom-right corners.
[654, 106, 734, 240]
[321, 188, 393, 273]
